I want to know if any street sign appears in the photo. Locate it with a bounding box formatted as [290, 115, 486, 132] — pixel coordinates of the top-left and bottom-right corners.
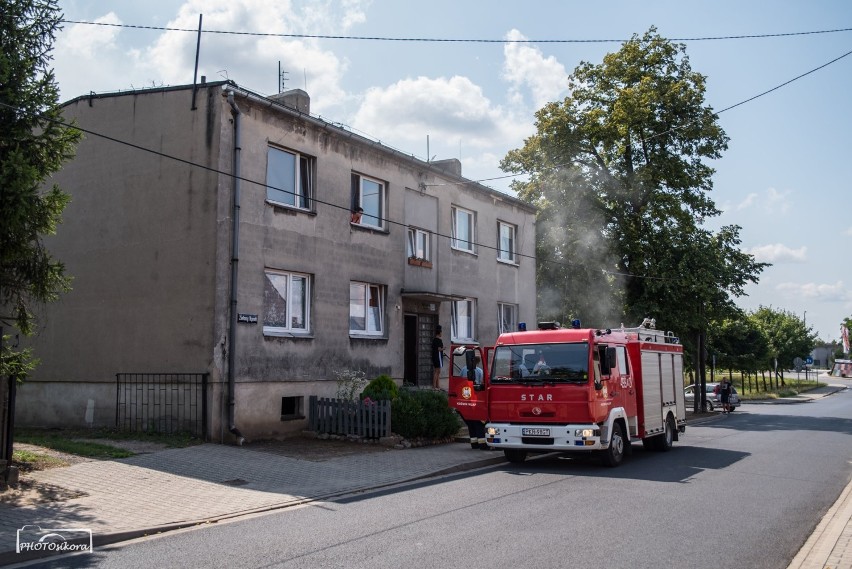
[805, 356, 814, 365]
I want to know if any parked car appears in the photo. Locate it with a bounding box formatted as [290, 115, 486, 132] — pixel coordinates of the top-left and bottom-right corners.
[684, 382, 741, 412]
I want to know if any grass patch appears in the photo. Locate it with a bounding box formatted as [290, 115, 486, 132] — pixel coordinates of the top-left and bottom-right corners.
[14, 432, 134, 459]
[12, 449, 69, 471]
[15, 426, 202, 460]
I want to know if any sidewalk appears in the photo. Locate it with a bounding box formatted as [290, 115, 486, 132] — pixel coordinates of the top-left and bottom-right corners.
[0, 380, 849, 567]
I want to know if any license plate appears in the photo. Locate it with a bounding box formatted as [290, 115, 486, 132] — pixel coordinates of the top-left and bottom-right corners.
[522, 428, 550, 436]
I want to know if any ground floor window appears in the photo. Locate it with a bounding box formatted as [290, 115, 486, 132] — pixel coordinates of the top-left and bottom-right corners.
[349, 282, 385, 336]
[451, 298, 476, 342]
[263, 270, 311, 335]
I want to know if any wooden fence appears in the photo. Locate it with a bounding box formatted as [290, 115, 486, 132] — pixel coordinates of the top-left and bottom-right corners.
[308, 396, 391, 438]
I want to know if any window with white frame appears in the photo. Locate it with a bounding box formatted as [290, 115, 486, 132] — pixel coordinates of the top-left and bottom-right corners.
[451, 298, 476, 342]
[349, 282, 385, 335]
[497, 221, 516, 263]
[406, 227, 430, 261]
[451, 206, 475, 253]
[266, 147, 313, 210]
[498, 303, 517, 334]
[351, 173, 386, 229]
[263, 270, 311, 334]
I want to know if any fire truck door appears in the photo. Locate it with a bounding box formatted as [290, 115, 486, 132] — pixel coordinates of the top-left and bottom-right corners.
[615, 345, 637, 420]
[448, 345, 487, 423]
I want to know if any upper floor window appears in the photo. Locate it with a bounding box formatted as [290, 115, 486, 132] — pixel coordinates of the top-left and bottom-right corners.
[349, 282, 385, 336]
[351, 173, 386, 229]
[451, 206, 475, 253]
[263, 270, 311, 335]
[451, 298, 476, 342]
[498, 303, 517, 334]
[407, 227, 431, 261]
[497, 221, 516, 263]
[266, 147, 313, 210]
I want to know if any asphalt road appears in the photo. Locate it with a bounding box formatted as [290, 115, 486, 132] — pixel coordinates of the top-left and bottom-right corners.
[22, 388, 852, 569]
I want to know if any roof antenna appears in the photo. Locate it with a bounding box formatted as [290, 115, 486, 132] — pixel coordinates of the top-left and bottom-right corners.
[278, 61, 288, 93]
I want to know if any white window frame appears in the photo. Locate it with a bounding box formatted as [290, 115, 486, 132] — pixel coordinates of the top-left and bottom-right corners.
[451, 206, 475, 253]
[263, 270, 311, 335]
[349, 282, 385, 336]
[266, 146, 313, 210]
[351, 173, 386, 230]
[497, 303, 517, 334]
[451, 298, 476, 342]
[497, 221, 517, 263]
[406, 227, 431, 261]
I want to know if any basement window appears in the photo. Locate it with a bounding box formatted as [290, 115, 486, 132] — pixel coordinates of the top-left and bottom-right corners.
[281, 396, 304, 421]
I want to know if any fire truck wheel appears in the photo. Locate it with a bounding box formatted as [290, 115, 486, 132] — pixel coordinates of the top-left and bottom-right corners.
[601, 422, 625, 467]
[657, 415, 675, 452]
[504, 449, 528, 463]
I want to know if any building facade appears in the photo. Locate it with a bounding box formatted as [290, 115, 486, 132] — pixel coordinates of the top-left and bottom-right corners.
[16, 81, 536, 440]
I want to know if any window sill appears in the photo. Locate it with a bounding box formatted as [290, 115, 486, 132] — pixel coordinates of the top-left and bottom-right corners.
[350, 222, 389, 235]
[407, 258, 433, 268]
[266, 200, 316, 216]
[263, 330, 314, 340]
[450, 246, 477, 257]
[349, 334, 388, 342]
[497, 258, 519, 267]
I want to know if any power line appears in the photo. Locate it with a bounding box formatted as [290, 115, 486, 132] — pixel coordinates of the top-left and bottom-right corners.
[59, 19, 852, 44]
[0, 98, 542, 267]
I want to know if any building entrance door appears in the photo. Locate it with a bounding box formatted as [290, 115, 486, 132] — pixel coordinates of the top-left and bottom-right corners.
[403, 313, 437, 386]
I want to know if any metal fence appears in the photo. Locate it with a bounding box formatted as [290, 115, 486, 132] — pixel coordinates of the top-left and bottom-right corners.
[116, 373, 207, 438]
[308, 396, 391, 438]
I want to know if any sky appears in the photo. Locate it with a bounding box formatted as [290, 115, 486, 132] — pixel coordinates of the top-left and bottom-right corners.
[50, 0, 851, 344]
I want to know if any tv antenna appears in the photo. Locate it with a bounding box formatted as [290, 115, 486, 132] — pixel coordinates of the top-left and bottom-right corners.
[278, 61, 289, 93]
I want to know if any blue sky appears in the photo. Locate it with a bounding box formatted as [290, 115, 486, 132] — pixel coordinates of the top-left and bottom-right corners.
[52, 0, 851, 343]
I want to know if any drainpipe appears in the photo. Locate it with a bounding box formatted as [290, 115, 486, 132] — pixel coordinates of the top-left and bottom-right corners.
[225, 90, 245, 445]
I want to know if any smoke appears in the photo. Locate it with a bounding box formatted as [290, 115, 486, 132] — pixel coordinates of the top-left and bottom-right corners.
[534, 169, 625, 328]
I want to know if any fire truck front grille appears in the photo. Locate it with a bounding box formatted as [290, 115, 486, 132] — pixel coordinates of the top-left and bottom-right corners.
[521, 437, 554, 445]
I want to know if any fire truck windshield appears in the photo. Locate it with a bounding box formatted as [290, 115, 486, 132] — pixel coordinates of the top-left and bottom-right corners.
[491, 343, 589, 384]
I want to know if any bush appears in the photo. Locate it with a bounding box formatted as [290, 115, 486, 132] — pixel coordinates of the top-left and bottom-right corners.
[361, 374, 399, 402]
[391, 388, 461, 440]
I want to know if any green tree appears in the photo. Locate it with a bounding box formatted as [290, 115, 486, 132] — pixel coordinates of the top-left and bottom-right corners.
[0, 0, 81, 377]
[750, 307, 817, 385]
[501, 27, 765, 369]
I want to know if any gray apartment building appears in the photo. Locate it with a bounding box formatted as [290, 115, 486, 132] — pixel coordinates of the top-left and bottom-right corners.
[16, 80, 536, 441]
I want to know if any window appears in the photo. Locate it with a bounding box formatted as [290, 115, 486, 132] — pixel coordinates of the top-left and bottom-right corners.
[498, 303, 517, 334]
[407, 228, 430, 260]
[349, 282, 385, 336]
[263, 270, 311, 334]
[281, 396, 304, 420]
[266, 147, 313, 210]
[451, 298, 476, 342]
[451, 206, 475, 253]
[497, 221, 516, 263]
[351, 173, 385, 229]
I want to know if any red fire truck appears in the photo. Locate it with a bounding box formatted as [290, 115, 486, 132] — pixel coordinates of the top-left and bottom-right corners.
[484, 319, 687, 467]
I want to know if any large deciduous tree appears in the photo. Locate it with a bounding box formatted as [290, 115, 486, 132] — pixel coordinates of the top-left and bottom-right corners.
[501, 27, 765, 373]
[750, 306, 818, 384]
[0, 0, 80, 376]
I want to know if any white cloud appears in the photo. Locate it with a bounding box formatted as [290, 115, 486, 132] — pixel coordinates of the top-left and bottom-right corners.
[136, 0, 364, 109]
[776, 281, 851, 302]
[745, 243, 807, 263]
[731, 187, 791, 214]
[502, 29, 569, 110]
[61, 12, 122, 58]
[351, 75, 522, 151]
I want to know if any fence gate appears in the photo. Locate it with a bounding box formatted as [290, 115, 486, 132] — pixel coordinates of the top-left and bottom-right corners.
[116, 373, 207, 438]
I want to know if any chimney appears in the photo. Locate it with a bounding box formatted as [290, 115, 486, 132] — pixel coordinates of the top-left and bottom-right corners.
[270, 88, 310, 114]
[430, 158, 462, 177]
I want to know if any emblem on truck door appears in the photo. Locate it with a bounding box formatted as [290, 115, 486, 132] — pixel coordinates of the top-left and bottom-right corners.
[461, 386, 472, 400]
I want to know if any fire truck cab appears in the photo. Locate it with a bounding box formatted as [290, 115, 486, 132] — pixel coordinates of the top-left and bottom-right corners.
[485, 319, 687, 467]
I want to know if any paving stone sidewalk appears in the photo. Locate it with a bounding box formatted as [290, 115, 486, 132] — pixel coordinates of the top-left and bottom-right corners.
[0, 441, 504, 564]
